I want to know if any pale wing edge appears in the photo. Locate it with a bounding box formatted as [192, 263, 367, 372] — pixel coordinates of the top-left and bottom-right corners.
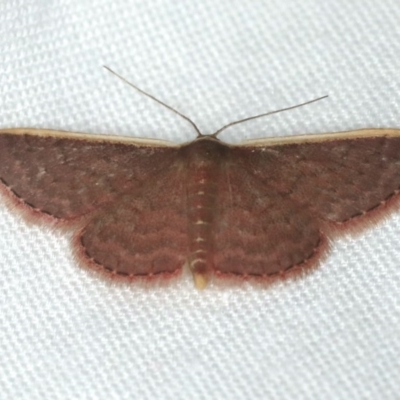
[238, 128, 400, 147]
[0, 128, 179, 147]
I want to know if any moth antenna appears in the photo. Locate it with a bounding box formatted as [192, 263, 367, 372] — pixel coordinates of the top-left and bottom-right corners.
[103, 66, 203, 137]
[210, 95, 329, 138]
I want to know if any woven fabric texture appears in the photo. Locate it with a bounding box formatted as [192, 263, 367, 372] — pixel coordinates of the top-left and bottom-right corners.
[0, 1, 399, 399]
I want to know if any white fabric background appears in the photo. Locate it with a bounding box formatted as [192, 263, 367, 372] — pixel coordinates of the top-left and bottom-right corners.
[0, 1, 399, 399]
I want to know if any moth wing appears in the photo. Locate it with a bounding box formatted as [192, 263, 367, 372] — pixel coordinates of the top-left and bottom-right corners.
[240, 129, 400, 223]
[76, 161, 189, 277]
[0, 129, 180, 221]
[214, 129, 400, 276]
[213, 160, 322, 276]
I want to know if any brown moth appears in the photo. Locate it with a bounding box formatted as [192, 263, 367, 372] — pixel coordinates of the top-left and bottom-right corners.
[1, 67, 400, 289]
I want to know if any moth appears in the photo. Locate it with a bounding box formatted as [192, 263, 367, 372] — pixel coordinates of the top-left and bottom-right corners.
[1, 67, 400, 289]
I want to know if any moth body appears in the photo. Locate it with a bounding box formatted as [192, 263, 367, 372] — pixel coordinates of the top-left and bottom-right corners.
[180, 137, 228, 288]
